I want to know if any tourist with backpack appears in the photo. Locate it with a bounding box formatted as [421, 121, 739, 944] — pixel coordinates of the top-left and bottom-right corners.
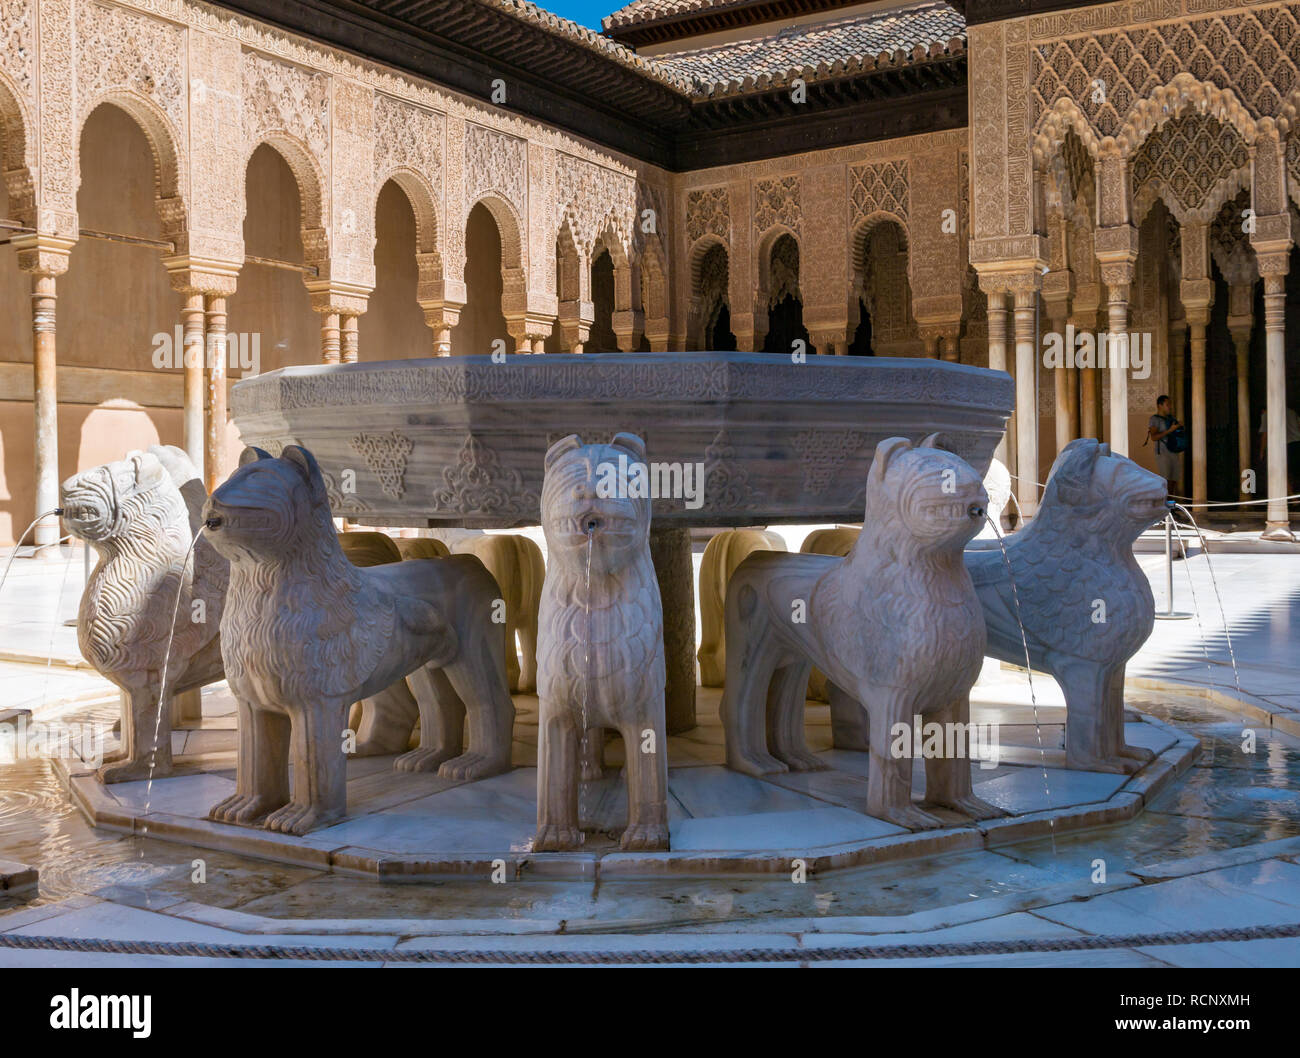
[1148, 394, 1186, 493]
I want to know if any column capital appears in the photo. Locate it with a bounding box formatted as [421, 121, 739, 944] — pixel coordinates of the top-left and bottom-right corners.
[165, 257, 240, 298]
[972, 261, 1045, 298]
[11, 233, 75, 278]
[307, 282, 371, 317]
[1180, 278, 1215, 322]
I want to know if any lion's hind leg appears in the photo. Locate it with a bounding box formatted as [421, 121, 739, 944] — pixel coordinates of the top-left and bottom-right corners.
[920, 697, 1006, 821]
[210, 702, 290, 826]
[98, 685, 172, 784]
[767, 659, 826, 772]
[395, 665, 464, 774]
[262, 702, 348, 835]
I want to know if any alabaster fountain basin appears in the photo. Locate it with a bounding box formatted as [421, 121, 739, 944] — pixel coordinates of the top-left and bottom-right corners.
[229, 352, 1013, 529]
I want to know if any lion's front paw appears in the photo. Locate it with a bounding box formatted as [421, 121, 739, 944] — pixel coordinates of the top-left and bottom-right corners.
[936, 793, 1007, 821]
[872, 802, 945, 831]
[209, 792, 285, 826]
[1066, 750, 1144, 775]
[1119, 743, 1155, 764]
[774, 747, 830, 773]
[726, 750, 789, 777]
[620, 822, 670, 851]
[533, 823, 583, 851]
[394, 746, 454, 773]
[262, 801, 343, 836]
[438, 751, 510, 782]
[98, 757, 169, 784]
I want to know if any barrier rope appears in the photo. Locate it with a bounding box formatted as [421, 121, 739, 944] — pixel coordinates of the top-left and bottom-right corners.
[3, 921, 1299, 963]
[1006, 470, 1300, 512]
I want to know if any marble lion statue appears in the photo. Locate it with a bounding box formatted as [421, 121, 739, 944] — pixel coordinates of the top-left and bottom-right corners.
[338, 531, 419, 757]
[534, 432, 669, 852]
[965, 438, 1166, 773]
[696, 528, 786, 687]
[721, 435, 1004, 830]
[452, 533, 544, 693]
[799, 527, 860, 703]
[60, 446, 227, 783]
[202, 445, 515, 835]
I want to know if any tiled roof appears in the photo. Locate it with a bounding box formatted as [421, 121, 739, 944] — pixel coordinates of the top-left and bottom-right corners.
[604, 0, 726, 31]
[650, 2, 966, 95]
[479, 0, 696, 91]
[366, 1, 964, 101]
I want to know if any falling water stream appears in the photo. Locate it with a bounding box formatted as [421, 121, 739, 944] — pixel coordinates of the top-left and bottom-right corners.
[137, 524, 205, 847]
[0, 509, 63, 598]
[1167, 503, 1245, 700]
[985, 517, 1057, 853]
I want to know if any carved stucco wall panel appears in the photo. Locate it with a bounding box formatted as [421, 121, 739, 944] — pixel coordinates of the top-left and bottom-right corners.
[17, 0, 662, 310]
[75, 0, 188, 212]
[674, 130, 966, 350]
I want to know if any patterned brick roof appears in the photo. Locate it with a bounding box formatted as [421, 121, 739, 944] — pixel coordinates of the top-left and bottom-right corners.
[371, 0, 964, 100]
[605, 0, 733, 30]
[649, 2, 966, 95]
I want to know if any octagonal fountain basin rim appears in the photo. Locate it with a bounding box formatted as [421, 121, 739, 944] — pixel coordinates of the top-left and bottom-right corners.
[231, 351, 1013, 529]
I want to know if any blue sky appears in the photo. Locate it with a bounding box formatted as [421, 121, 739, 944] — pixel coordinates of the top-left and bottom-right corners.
[542, 1, 618, 30]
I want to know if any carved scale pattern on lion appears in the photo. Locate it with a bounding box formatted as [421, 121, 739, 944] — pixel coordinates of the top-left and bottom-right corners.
[202, 446, 515, 835]
[967, 439, 1166, 773]
[60, 446, 227, 783]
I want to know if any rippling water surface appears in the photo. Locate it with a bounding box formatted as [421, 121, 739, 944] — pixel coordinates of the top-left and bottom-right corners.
[2, 692, 1297, 929]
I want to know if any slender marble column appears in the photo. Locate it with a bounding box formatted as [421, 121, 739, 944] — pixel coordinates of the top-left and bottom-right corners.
[181, 292, 206, 477]
[1263, 274, 1292, 537]
[341, 314, 359, 363]
[31, 274, 59, 549]
[204, 294, 228, 494]
[320, 310, 341, 365]
[985, 289, 1009, 466]
[1187, 311, 1209, 504]
[1105, 284, 1131, 457]
[1013, 288, 1039, 517]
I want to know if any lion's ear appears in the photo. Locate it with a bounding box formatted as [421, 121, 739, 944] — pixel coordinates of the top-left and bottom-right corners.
[917, 432, 947, 451]
[869, 437, 913, 491]
[610, 431, 647, 462]
[281, 445, 328, 505]
[239, 446, 273, 467]
[545, 434, 582, 471]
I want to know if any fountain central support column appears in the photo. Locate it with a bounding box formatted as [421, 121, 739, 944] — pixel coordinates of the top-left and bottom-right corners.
[649, 526, 696, 735]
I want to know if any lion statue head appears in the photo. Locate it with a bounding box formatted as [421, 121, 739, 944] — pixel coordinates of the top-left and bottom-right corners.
[61, 445, 199, 549]
[1040, 438, 1167, 540]
[541, 432, 651, 575]
[857, 434, 988, 559]
[203, 445, 336, 563]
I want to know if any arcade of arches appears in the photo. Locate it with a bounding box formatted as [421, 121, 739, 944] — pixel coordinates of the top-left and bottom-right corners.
[3, 0, 1300, 547]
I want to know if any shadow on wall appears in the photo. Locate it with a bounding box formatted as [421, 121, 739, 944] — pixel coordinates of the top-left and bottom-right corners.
[0, 400, 182, 547]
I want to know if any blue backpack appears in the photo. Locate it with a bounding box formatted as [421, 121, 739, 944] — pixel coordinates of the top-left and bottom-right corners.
[1161, 415, 1188, 454]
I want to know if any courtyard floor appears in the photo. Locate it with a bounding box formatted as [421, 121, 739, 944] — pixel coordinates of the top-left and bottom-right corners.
[2, 538, 1299, 966]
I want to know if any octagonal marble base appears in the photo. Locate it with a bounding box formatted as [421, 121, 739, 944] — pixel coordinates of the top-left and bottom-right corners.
[55, 688, 1199, 879]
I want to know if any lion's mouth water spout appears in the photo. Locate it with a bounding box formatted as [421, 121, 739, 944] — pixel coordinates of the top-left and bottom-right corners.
[0, 508, 66, 597]
[204, 516, 223, 530]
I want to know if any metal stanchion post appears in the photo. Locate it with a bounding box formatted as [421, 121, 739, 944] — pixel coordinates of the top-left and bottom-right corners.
[1154, 509, 1193, 620]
